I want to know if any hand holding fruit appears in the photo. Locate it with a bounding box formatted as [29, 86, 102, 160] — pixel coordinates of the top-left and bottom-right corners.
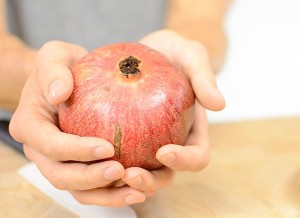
[120, 30, 226, 201]
[9, 29, 225, 207]
[9, 41, 146, 206]
[140, 30, 225, 171]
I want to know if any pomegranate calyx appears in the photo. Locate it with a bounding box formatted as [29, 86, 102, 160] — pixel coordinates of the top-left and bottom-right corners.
[119, 56, 141, 78]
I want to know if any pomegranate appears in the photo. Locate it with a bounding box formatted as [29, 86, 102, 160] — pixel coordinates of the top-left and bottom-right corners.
[58, 43, 195, 170]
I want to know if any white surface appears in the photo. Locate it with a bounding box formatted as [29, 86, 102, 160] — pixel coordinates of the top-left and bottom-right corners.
[207, 0, 300, 123]
[18, 163, 137, 218]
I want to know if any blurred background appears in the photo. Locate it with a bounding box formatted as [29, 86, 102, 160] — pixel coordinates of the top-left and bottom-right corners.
[1, 0, 299, 124]
[208, 0, 300, 123]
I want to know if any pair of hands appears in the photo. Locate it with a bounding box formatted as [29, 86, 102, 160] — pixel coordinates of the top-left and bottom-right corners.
[9, 30, 225, 207]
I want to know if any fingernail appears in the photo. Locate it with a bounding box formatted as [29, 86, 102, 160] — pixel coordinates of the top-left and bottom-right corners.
[159, 152, 176, 165]
[104, 166, 122, 181]
[50, 79, 65, 98]
[94, 146, 113, 159]
[125, 194, 144, 205]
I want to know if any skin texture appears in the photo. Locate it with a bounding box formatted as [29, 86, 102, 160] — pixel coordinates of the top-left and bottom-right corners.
[58, 43, 195, 170]
[1, 0, 232, 207]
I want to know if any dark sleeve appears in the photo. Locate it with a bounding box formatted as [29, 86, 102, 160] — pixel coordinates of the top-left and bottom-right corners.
[0, 120, 24, 154]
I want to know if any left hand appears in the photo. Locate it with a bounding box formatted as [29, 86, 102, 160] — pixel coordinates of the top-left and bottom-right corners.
[121, 29, 226, 196]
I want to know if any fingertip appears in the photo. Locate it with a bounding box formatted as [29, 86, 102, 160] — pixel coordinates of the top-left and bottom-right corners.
[93, 138, 115, 159]
[159, 153, 177, 166]
[103, 163, 125, 181]
[8, 112, 22, 143]
[217, 91, 226, 111]
[156, 144, 178, 165]
[94, 146, 114, 159]
[157, 144, 210, 171]
[36, 41, 87, 106]
[47, 79, 72, 105]
[194, 80, 226, 111]
[98, 138, 115, 151]
[204, 88, 226, 111]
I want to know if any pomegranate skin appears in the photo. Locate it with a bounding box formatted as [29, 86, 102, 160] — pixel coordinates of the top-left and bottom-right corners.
[58, 43, 195, 170]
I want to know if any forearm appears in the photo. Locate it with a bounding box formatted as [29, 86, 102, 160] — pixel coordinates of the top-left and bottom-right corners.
[0, 0, 36, 111]
[0, 34, 36, 111]
[166, 0, 233, 72]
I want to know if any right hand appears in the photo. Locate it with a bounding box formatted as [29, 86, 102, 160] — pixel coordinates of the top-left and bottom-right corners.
[9, 41, 146, 207]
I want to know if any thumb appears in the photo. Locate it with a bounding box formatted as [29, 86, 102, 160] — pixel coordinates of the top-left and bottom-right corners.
[140, 30, 225, 111]
[36, 41, 88, 105]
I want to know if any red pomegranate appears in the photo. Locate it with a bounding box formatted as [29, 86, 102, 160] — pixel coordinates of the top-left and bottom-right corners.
[58, 43, 195, 170]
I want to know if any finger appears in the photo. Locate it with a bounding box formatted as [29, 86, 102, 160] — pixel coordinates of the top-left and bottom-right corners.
[70, 187, 145, 207]
[180, 41, 226, 111]
[140, 30, 225, 111]
[156, 143, 210, 172]
[122, 167, 174, 193]
[36, 40, 88, 105]
[185, 101, 209, 145]
[103, 179, 126, 188]
[157, 102, 210, 171]
[15, 110, 114, 162]
[9, 77, 113, 162]
[24, 145, 124, 190]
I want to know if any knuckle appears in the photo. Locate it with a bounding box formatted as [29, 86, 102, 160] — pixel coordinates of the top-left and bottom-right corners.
[41, 137, 59, 160]
[36, 40, 69, 65]
[52, 182, 65, 190]
[50, 173, 67, 190]
[73, 148, 84, 161]
[71, 192, 90, 205]
[73, 137, 89, 160]
[36, 41, 60, 61]
[85, 173, 102, 189]
[42, 133, 89, 162]
[61, 135, 89, 161]
[188, 40, 207, 54]
[42, 132, 69, 161]
[39, 40, 65, 52]
[9, 108, 30, 144]
[8, 114, 21, 142]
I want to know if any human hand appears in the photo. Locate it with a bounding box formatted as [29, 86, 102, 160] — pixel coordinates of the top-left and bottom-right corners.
[9, 31, 225, 206]
[9, 41, 146, 207]
[141, 29, 225, 172]
[120, 29, 226, 198]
